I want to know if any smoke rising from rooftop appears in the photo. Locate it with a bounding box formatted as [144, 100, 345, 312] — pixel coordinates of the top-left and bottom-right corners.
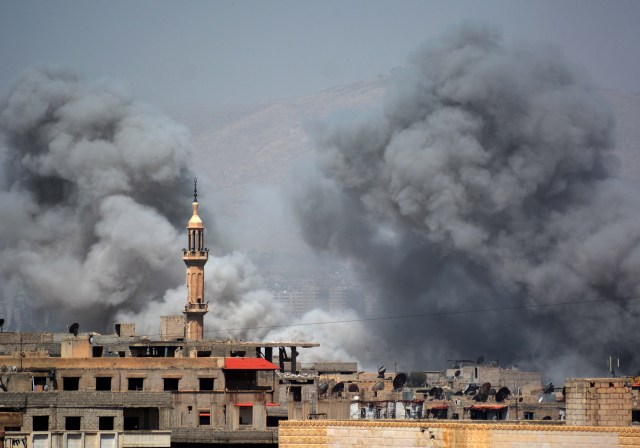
[292, 24, 640, 378]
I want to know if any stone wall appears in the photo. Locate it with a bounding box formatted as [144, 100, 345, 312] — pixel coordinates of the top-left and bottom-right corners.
[566, 378, 632, 427]
[279, 420, 640, 448]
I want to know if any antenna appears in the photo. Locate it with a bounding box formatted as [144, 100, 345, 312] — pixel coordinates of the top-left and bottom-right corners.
[68, 323, 79, 337]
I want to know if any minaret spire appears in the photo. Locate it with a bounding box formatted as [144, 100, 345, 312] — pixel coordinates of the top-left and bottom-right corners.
[182, 180, 209, 341]
[193, 177, 198, 202]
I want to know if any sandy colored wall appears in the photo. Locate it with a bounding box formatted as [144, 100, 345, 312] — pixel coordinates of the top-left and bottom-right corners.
[279, 420, 640, 448]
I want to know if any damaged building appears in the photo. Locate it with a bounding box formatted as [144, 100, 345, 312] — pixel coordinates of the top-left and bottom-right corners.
[0, 186, 319, 447]
[303, 360, 568, 423]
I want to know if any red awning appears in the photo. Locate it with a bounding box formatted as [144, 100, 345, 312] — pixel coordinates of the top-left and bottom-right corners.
[224, 357, 279, 370]
[429, 405, 448, 410]
[199, 412, 210, 417]
[266, 403, 280, 407]
[468, 405, 507, 411]
[234, 403, 254, 407]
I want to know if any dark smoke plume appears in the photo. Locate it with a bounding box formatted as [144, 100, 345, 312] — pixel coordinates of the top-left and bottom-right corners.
[292, 24, 640, 379]
[0, 67, 285, 337]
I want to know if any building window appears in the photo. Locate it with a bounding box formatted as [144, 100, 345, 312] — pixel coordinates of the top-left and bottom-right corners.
[291, 386, 302, 402]
[92, 346, 103, 357]
[32, 376, 47, 391]
[123, 417, 139, 430]
[33, 416, 49, 431]
[96, 377, 112, 391]
[524, 411, 534, 420]
[239, 406, 253, 426]
[128, 378, 144, 391]
[163, 378, 179, 391]
[65, 416, 81, 431]
[99, 416, 114, 431]
[198, 411, 211, 426]
[199, 378, 214, 391]
[63, 377, 80, 391]
[360, 408, 366, 419]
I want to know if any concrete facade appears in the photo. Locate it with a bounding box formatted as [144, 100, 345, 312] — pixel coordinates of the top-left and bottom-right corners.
[279, 420, 640, 448]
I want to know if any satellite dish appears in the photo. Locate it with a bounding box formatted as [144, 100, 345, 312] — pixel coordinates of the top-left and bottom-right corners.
[429, 386, 438, 397]
[476, 356, 485, 365]
[496, 387, 511, 403]
[89, 335, 95, 345]
[393, 373, 407, 390]
[68, 323, 79, 337]
[377, 366, 386, 378]
[348, 384, 359, 393]
[332, 382, 345, 394]
[372, 381, 385, 391]
[318, 383, 329, 394]
[463, 384, 477, 395]
[454, 369, 461, 377]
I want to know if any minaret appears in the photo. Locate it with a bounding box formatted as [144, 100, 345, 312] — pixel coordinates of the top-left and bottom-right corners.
[183, 178, 209, 340]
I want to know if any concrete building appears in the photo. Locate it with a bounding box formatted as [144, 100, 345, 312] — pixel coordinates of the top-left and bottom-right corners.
[0, 184, 318, 447]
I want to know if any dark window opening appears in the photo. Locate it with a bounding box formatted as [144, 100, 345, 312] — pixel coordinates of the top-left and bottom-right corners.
[128, 378, 144, 391]
[197, 351, 211, 357]
[92, 346, 104, 357]
[32, 376, 47, 391]
[96, 377, 112, 391]
[63, 377, 80, 391]
[524, 411, 534, 420]
[633, 410, 640, 423]
[123, 417, 139, 430]
[198, 412, 210, 426]
[239, 406, 253, 426]
[33, 416, 49, 431]
[225, 370, 257, 391]
[65, 416, 81, 431]
[123, 408, 159, 431]
[267, 416, 286, 427]
[199, 378, 214, 391]
[360, 408, 366, 419]
[99, 416, 114, 431]
[291, 386, 302, 402]
[452, 413, 459, 420]
[163, 378, 179, 391]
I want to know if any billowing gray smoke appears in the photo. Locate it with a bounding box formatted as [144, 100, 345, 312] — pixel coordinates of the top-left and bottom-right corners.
[293, 24, 640, 379]
[0, 67, 283, 337]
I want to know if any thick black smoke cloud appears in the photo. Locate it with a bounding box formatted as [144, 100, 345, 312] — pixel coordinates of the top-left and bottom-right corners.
[293, 25, 640, 379]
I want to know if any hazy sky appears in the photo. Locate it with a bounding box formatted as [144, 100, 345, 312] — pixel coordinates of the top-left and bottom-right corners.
[1, 0, 639, 108]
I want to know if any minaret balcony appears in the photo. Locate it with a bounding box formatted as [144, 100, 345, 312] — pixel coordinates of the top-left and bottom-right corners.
[182, 249, 209, 262]
[184, 303, 209, 313]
